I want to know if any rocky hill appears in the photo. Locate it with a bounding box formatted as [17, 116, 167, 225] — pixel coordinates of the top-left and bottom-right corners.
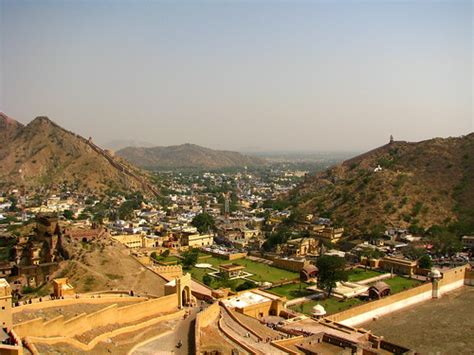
[291, 134, 474, 235]
[116, 143, 267, 170]
[0, 114, 159, 196]
[0, 112, 24, 150]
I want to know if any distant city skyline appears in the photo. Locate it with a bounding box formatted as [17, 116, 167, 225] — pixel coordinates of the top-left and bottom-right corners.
[1, 0, 472, 152]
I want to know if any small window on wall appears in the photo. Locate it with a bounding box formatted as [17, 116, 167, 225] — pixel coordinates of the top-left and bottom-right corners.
[1, 307, 4, 310]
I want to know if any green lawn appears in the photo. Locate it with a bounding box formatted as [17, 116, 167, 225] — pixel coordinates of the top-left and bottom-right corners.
[154, 255, 180, 264]
[347, 268, 383, 282]
[291, 297, 364, 316]
[268, 282, 315, 300]
[383, 276, 422, 294]
[186, 256, 298, 288]
[288, 276, 424, 317]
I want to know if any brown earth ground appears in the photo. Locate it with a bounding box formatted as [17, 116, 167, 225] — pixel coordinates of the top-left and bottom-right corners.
[360, 286, 474, 354]
[47, 238, 167, 296]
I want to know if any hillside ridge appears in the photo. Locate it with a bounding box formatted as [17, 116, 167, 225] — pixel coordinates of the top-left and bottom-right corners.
[0, 114, 159, 196]
[116, 143, 266, 170]
[291, 133, 474, 235]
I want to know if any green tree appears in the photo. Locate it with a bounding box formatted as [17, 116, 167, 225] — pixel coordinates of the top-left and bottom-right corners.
[161, 249, 170, 258]
[316, 255, 348, 297]
[418, 255, 432, 269]
[63, 209, 74, 220]
[181, 249, 199, 269]
[429, 232, 462, 256]
[191, 213, 215, 234]
[403, 245, 426, 260]
[360, 248, 384, 270]
[235, 280, 255, 291]
[262, 227, 291, 251]
[203, 274, 213, 287]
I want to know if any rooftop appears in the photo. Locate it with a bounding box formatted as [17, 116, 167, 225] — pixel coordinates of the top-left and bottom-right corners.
[222, 291, 273, 309]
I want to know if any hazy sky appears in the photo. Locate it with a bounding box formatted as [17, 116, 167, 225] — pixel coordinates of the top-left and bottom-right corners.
[0, 0, 472, 152]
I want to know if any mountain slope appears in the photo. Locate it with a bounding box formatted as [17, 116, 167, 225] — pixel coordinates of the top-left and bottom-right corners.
[116, 143, 267, 170]
[0, 112, 24, 149]
[291, 134, 474, 234]
[0, 115, 159, 196]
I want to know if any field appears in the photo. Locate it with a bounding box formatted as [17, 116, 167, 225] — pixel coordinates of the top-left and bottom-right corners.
[291, 297, 363, 316]
[268, 282, 314, 299]
[347, 268, 383, 282]
[187, 256, 298, 289]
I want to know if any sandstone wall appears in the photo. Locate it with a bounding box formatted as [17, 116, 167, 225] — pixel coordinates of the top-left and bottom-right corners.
[13, 295, 143, 313]
[326, 265, 468, 326]
[194, 302, 220, 354]
[14, 294, 178, 339]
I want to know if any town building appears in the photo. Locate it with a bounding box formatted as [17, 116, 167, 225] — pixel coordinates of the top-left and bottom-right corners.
[381, 256, 418, 276]
[312, 225, 344, 244]
[180, 233, 213, 248]
[221, 289, 285, 318]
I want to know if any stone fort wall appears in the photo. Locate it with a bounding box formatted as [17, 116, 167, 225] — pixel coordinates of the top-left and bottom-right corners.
[153, 265, 183, 281]
[325, 265, 468, 326]
[12, 294, 143, 313]
[13, 293, 178, 339]
[194, 302, 220, 354]
[27, 310, 185, 353]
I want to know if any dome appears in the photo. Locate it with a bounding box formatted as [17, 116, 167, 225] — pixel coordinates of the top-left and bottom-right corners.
[302, 264, 319, 274]
[429, 268, 442, 279]
[311, 304, 327, 316]
[372, 281, 390, 293]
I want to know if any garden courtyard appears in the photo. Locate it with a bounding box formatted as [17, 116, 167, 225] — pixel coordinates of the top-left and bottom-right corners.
[286, 272, 423, 317]
[268, 268, 387, 301]
[187, 255, 299, 290]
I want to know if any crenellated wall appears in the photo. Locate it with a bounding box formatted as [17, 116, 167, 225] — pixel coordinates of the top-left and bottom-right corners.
[153, 265, 183, 281]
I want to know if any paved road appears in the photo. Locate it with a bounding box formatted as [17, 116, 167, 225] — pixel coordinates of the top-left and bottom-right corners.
[132, 306, 199, 355]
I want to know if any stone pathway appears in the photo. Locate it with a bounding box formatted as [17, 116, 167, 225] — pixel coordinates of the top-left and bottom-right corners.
[131, 306, 198, 355]
[220, 307, 286, 355]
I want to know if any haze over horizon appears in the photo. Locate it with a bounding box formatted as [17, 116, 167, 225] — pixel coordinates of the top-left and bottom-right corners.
[0, 0, 472, 152]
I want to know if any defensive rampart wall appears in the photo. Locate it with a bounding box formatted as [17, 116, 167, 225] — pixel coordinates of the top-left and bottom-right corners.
[14, 294, 178, 338]
[194, 302, 220, 354]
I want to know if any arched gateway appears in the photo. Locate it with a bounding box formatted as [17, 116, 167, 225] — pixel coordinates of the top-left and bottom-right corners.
[176, 273, 192, 308]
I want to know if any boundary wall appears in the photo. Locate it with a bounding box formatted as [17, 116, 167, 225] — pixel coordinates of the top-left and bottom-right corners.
[13, 295, 143, 313]
[217, 316, 257, 355]
[25, 310, 184, 352]
[326, 265, 468, 326]
[14, 294, 178, 338]
[220, 303, 263, 341]
[194, 302, 220, 354]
